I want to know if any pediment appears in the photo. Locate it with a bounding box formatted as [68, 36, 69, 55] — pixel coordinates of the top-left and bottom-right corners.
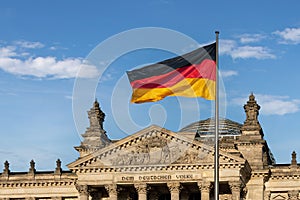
[68, 125, 245, 170]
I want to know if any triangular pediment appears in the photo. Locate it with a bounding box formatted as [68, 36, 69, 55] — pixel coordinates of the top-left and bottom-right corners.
[68, 125, 245, 170]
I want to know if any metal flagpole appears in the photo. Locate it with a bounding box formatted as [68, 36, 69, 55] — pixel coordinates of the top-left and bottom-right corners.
[214, 31, 220, 200]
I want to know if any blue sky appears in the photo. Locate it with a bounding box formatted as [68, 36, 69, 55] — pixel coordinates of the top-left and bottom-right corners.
[1, 0, 300, 171]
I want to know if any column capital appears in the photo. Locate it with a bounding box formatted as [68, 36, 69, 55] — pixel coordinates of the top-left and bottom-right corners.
[288, 190, 299, 200]
[229, 181, 241, 200]
[135, 183, 147, 194]
[167, 182, 181, 192]
[198, 181, 212, 192]
[229, 181, 241, 191]
[105, 184, 118, 196]
[75, 184, 89, 195]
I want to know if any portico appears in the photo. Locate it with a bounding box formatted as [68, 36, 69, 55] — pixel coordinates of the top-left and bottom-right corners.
[75, 180, 244, 200]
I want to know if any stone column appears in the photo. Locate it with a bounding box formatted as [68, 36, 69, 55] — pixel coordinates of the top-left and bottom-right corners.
[167, 182, 180, 200]
[229, 182, 241, 200]
[135, 183, 147, 200]
[288, 190, 299, 200]
[75, 184, 89, 200]
[105, 184, 118, 200]
[198, 182, 211, 200]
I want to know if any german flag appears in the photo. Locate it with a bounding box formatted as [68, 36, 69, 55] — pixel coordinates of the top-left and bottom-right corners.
[127, 43, 216, 103]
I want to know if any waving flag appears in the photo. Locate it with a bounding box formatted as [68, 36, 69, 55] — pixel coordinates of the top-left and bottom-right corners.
[127, 43, 216, 103]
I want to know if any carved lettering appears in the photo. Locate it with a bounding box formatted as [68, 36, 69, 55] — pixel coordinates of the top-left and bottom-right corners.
[121, 176, 134, 181]
[175, 174, 193, 179]
[139, 175, 171, 181]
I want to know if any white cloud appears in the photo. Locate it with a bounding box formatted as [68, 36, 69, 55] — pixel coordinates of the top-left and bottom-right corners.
[0, 56, 99, 79]
[231, 46, 275, 59]
[14, 40, 44, 49]
[220, 39, 275, 60]
[238, 33, 265, 44]
[274, 28, 300, 44]
[0, 43, 99, 79]
[0, 46, 17, 57]
[232, 94, 300, 115]
[220, 70, 238, 78]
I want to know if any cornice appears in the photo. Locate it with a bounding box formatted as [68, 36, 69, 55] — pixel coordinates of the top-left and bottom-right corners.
[0, 179, 76, 188]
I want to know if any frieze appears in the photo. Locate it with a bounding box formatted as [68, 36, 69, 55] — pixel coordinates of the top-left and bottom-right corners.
[119, 174, 195, 182]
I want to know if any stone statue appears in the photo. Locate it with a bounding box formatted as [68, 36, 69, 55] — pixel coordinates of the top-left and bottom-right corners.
[241, 93, 261, 131]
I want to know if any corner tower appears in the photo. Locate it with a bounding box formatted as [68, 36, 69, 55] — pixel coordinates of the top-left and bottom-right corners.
[75, 99, 111, 157]
[236, 93, 274, 170]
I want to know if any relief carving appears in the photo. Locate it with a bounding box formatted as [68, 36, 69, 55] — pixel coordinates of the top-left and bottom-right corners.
[174, 148, 211, 164]
[109, 135, 184, 166]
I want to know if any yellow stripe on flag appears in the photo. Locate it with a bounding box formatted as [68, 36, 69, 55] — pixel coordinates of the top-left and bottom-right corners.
[131, 78, 215, 103]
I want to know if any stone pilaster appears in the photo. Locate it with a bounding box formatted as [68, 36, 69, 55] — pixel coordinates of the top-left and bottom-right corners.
[167, 182, 180, 200]
[135, 183, 147, 200]
[75, 184, 89, 200]
[288, 190, 299, 200]
[198, 181, 211, 200]
[264, 190, 271, 200]
[229, 181, 241, 200]
[105, 184, 118, 200]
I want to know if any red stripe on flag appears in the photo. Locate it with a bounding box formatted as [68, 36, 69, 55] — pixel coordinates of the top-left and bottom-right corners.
[130, 59, 216, 89]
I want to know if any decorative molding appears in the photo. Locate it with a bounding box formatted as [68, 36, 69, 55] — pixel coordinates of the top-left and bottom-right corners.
[0, 180, 76, 188]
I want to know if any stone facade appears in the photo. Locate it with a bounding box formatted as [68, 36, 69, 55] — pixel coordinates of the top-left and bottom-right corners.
[0, 94, 299, 200]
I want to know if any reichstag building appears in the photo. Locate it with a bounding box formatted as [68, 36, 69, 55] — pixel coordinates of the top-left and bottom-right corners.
[0, 94, 299, 200]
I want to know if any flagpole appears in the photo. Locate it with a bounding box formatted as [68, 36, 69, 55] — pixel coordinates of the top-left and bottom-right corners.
[214, 31, 220, 200]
